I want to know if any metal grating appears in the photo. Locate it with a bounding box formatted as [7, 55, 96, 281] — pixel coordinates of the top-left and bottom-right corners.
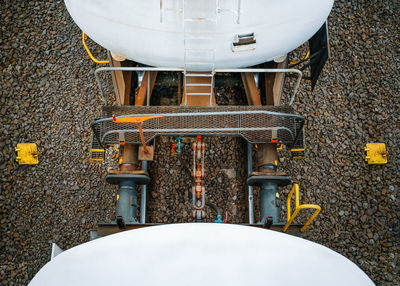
[92, 106, 304, 145]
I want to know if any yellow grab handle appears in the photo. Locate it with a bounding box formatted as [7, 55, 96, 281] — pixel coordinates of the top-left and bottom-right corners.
[290, 49, 310, 65]
[82, 32, 110, 64]
[283, 183, 321, 233]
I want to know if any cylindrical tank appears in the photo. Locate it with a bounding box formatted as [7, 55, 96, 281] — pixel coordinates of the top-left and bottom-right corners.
[65, 0, 333, 69]
[29, 224, 375, 286]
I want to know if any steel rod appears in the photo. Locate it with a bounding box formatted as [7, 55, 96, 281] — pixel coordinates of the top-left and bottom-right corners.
[247, 142, 254, 224]
[102, 126, 295, 142]
[146, 72, 150, 106]
[140, 160, 148, 224]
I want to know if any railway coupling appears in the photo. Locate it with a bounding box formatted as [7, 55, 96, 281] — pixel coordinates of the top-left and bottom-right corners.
[89, 105, 320, 238]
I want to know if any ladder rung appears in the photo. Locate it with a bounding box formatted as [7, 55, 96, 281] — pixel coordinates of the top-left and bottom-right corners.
[186, 83, 212, 87]
[185, 73, 213, 77]
[186, 93, 212, 96]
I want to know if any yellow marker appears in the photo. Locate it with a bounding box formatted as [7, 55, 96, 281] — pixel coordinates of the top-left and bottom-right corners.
[116, 195, 119, 201]
[90, 149, 105, 162]
[274, 160, 278, 166]
[364, 143, 388, 165]
[15, 143, 38, 165]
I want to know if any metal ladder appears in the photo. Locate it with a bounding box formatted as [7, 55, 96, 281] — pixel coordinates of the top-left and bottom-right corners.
[160, 0, 242, 105]
[182, 0, 217, 106]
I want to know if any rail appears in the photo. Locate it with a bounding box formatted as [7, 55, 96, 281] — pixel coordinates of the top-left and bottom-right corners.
[95, 67, 185, 103]
[94, 67, 302, 105]
[91, 106, 305, 146]
[214, 68, 302, 105]
[283, 184, 321, 232]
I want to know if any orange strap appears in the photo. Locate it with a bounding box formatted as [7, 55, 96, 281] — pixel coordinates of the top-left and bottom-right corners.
[171, 143, 176, 155]
[112, 114, 163, 124]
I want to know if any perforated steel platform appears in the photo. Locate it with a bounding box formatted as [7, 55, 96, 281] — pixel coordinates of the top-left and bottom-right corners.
[91, 106, 304, 145]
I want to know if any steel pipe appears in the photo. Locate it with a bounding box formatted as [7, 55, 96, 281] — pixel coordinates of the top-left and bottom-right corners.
[247, 142, 254, 225]
[140, 161, 148, 224]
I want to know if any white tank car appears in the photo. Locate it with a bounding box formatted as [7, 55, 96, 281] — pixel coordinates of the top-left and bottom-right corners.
[65, 0, 334, 69]
[29, 224, 374, 286]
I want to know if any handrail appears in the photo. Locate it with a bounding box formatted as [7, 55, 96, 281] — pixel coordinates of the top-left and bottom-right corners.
[100, 126, 295, 144]
[82, 32, 110, 64]
[95, 67, 185, 103]
[283, 183, 321, 232]
[214, 68, 302, 105]
[94, 67, 302, 105]
[94, 110, 304, 124]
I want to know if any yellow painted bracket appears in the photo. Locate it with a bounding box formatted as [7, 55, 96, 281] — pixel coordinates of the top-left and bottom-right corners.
[15, 143, 39, 165]
[283, 184, 321, 232]
[290, 148, 305, 159]
[90, 148, 105, 162]
[364, 143, 388, 165]
[82, 32, 110, 64]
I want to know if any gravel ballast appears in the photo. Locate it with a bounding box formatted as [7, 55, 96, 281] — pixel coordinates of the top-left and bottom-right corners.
[0, 1, 399, 285]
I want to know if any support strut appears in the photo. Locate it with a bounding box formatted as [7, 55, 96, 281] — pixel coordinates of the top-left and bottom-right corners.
[106, 144, 150, 228]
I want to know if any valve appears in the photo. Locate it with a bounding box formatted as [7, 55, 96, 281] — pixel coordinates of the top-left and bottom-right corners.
[176, 137, 184, 153]
[171, 137, 184, 156]
[214, 214, 223, 223]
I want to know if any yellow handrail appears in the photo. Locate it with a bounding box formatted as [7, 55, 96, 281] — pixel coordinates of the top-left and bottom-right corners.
[82, 32, 110, 64]
[283, 183, 321, 232]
